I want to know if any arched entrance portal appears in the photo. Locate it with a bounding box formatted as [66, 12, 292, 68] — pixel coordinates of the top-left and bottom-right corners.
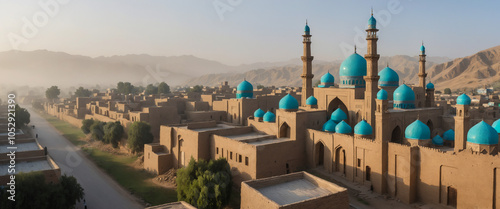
[327, 98, 349, 123]
[391, 126, 402, 144]
[427, 119, 434, 135]
[315, 142, 325, 167]
[335, 146, 346, 175]
[279, 122, 291, 138]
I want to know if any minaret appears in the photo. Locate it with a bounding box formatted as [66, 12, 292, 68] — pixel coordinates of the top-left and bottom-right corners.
[418, 42, 427, 88]
[364, 10, 380, 127]
[455, 95, 470, 152]
[301, 20, 314, 107]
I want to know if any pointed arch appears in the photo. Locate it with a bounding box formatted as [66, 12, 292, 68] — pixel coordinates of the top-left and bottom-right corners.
[327, 97, 349, 123]
[315, 141, 325, 167]
[279, 122, 291, 138]
[391, 126, 402, 143]
[427, 119, 434, 135]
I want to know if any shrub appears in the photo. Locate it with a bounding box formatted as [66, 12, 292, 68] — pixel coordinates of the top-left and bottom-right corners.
[127, 121, 153, 153]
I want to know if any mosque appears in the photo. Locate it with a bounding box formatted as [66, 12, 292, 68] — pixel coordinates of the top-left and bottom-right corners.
[144, 12, 500, 208]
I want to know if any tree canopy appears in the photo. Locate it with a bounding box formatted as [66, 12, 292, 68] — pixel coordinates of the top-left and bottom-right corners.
[117, 82, 135, 94]
[190, 85, 203, 93]
[145, 84, 158, 95]
[45, 86, 60, 100]
[15, 104, 30, 128]
[127, 121, 154, 153]
[81, 119, 94, 134]
[74, 87, 92, 98]
[103, 121, 124, 148]
[158, 82, 170, 94]
[444, 88, 452, 95]
[177, 158, 232, 209]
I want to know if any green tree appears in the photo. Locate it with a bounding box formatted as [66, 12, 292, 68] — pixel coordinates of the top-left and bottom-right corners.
[158, 82, 170, 94]
[90, 120, 106, 141]
[81, 119, 94, 134]
[256, 84, 265, 89]
[444, 88, 452, 95]
[103, 121, 124, 148]
[190, 85, 203, 93]
[74, 87, 92, 98]
[144, 84, 158, 95]
[15, 104, 30, 128]
[177, 158, 232, 209]
[127, 121, 154, 153]
[45, 86, 60, 100]
[117, 82, 134, 94]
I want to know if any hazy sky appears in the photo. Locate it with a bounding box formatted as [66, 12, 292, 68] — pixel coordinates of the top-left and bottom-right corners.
[0, 0, 499, 65]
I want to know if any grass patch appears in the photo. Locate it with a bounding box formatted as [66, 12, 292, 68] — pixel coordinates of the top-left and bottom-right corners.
[38, 112, 177, 206]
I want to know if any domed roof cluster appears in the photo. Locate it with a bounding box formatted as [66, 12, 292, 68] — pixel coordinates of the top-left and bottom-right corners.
[405, 120, 431, 140]
[306, 96, 317, 106]
[432, 135, 444, 146]
[426, 82, 434, 89]
[378, 66, 399, 87]
[442, 129, 455, 141]
[354, 120, 372, 135]
[456, 94, 471, 105]
[318, 72, 335, 88]
[331, 109, 348, 123]
[393, 84, 416, 109]
[263, 111, 275, 122]
[236, 80, 253, 99]
[254, 108, 265, 118]
[377, 89, 388, 100]
[279, 94, 299, 110]
[322, 120, 337, 132]
[339, 53, 367, 88]
[336, 121, 352, 134]
[467, 121, 498, 145]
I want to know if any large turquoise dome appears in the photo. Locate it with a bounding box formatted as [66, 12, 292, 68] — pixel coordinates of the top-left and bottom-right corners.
[263, 111, 276, 122]
[378, 67, 399, 87]
[279, 94, 299, 110]
[393, 84, 415, 109]
[236, 80, 253, 99]
[432, 135, 444, 146]
[368, 15, 376, 29]
[322, 120, 337, 132]
[331, 109, 348, 123]
[456, 94, 471, 105]
[306, 96, 317, 106]
[467, 121, 498, 145]
[339, 53, 367, 88]
[254, 108, 265, 118]
[318, 72, 334, 88]
[354, 120, 372, 135]
[492, 118, 500, 133]
[335, 121, 352, 134]
[426, 82, 434, 89]
[405, 120, 431, 140]
[377, 89, 388, 100]
[442, 129, 455, 141]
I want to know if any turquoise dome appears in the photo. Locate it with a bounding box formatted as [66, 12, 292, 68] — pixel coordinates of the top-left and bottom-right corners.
[420, 45, 425, 54]
[492, 119, 500, 133]
[305, 23, 310, 35]
[393, 84, 415, 109]
[339, 53, 367, 88]
[354, 120, 373, 135]
[335, 121, 352, 134]
[254, 108, 265, 118]
[405, 120, 431, 140]
[263, 111, 276, 122]
[467, 121, 499, 145]
[279, 94, 299, 110]
[318, 72, 335, 88]
[442, 129, 455, 141]
[368, 15, 376, 29]
[456, 94, 471, 105]
[236, 80, 253, 99]
[432, 135, 444, 146]
[306, 96, 317, 106]
[426, 82, 434, 89]
[377, 89, 388, 100]
[331, 109, 348, 123]
[322, 120, 337, 132]
[378, 67, 399, 87]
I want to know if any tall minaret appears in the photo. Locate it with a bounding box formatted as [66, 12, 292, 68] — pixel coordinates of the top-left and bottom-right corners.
[301, 20, 314, 107]
[364, 10, 380, 127]
[454, 95, 470, 153]
[418, 42, 427, 88]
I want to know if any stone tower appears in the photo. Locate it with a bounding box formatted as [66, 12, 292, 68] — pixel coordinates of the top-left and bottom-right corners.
[455, 95, 470, 152]
[364, 11, 380, 127]
[419, 43, 427, 88]
[301, 21, 314, 107]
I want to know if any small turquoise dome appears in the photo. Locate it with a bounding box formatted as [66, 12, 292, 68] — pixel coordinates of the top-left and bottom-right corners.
[354, 120, 372, 135]
[378, 67, 399, 87]
[318, 72, 335, 88]
[331, 109, 348, 123]
[336, 121, 352, 134]
[456, 94, 471, 105]
[442, 129, 455, 141]
[467, 121, 498, 145]
[432, 135, 444, 146]
[426, 82, 434, 89]
[377, 89, 388, 100]
[322, 120, 337, 132]
[368, 15, 376, 29]
[393, 84, 416, 109]
[420, 45, 425, 54]
[254, 108, 265, 118]
[306, 96, 317, 106]
[305, 23, 310, 35]
[236, 80, 253, 99]
[492, 119, 500, 133]
[263, 111, 276, 122]
[279, 94, 299, 110]
[405, 120, 431, 140]
[339, 53, 367, 88]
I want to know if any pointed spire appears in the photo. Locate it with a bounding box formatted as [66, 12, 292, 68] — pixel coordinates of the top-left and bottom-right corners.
[354, 45, 357, 53]
[371, 7, 373, 16]
[422, 40, 424, 46]
[387, 63, 389, 67]
[306, 19, 308, 25]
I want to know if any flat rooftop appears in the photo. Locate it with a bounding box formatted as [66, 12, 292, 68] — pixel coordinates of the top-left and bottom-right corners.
[0, 142, 39, 153]
[0, 160, 53, 176]
[180, 123, 235, 132]
[257, 178, 332, 205]
[247, 137, 291, 146]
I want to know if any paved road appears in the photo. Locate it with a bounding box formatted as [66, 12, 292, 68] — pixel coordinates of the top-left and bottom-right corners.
[28, 108, 143, 209]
